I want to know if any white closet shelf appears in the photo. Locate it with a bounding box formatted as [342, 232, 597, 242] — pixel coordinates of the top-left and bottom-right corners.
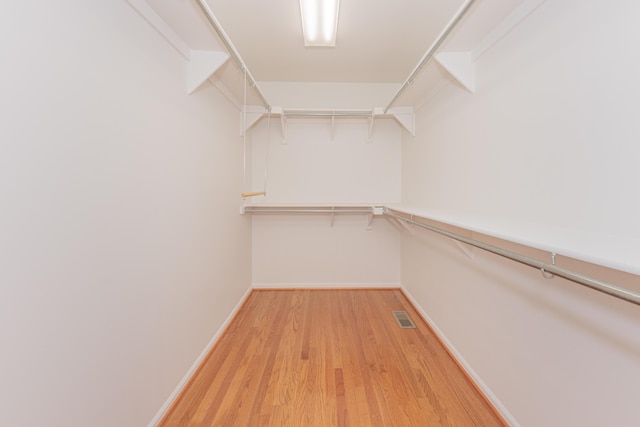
[242, 203, 388, 230]
[243, 202, 639, 277]
[242, 203, 386, 215]
[386, 205, 640, 277]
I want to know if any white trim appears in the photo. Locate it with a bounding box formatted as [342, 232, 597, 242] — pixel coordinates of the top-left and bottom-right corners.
[147, 286, 253, 427]
[252, 282, 401, 289]
[125, 0, 191, 60]
[400, 286, 521, 427]
[472, 0, 547, 61]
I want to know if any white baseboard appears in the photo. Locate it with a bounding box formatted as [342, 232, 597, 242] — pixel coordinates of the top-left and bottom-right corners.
[252, 282, 401, 289]
[147, 285, 254, 427]
[400, 286, 520, 427]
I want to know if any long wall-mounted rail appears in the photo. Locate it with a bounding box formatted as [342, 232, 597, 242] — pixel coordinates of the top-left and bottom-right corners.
[384, 0, 478, 112]
[384, 208, 640, 306]
[243, 206, 382, 215]
[194, 0, 271, 111]
[244, 205, 384, 229]
[245, 107, 416, 140]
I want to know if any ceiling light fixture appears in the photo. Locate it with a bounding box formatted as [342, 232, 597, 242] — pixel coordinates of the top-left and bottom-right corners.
[299, 0, 340, 47]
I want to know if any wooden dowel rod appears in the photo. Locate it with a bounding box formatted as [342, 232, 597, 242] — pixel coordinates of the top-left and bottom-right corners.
[241, 191, 266, 198]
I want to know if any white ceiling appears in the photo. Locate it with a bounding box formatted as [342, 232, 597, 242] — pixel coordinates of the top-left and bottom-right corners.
[206, 0, 467, 83]
[143, 0, 528, 106]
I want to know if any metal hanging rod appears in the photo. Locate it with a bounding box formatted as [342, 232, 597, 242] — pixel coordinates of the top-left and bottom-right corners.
[244, 207, 376, 215]
[194, 0, 271, 111]
[384, 0, 478, 113]
[384, 208, 640, 306]
[282, 109, 374, 118]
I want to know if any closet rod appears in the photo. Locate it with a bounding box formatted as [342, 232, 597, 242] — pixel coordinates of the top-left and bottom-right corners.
[384, 208, 640, 306]
[244, 207, 375, 214]
[194, 0, 271, 111]
[283, 109, 374, 118]
[384, 0, 478, 113]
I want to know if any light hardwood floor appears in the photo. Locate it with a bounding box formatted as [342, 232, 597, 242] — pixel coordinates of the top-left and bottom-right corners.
[160, 289, 506, 426]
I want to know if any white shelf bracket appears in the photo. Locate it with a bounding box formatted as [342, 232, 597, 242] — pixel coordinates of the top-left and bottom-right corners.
[331, 114, 336, 141]
[280, 114, 288, 144]
[388, 215, 415, 234]
[367, 112, 375, 142]
[435, 52, 476, 93]
[386, 107, 415, 136]
[367, 213, 374, 230]
[187, 50, 229, 95]
[241, 105, 266, 135]
[330, 207, 335, 228]
[541, 252, 557, 279]
[453, 240, 475, 259]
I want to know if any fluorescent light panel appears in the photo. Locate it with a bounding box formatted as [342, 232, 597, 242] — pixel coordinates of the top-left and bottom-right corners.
[299, 0, 340, 47]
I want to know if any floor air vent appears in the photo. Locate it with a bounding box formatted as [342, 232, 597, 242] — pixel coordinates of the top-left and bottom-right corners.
[392, 311, 416, 328]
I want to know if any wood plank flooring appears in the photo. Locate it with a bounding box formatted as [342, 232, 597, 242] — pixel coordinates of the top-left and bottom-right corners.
[160, 289, 506, 426]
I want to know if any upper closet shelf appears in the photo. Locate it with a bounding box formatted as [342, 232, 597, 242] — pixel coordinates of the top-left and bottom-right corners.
[242, 106, 415, 141]
[243, 204, 386, 230]
[386, 205, 640, 277]
[242, 204, 385, 215]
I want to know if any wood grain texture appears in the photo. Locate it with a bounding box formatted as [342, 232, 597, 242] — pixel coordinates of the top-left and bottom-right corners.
[160, 289, 507, 426]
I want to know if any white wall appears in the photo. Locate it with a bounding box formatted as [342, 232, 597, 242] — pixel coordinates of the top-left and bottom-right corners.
[259, 82, 400, 110]
[250, 118, 401, 204]
[252, 215, 400, 287]
[249, 104, 402, 286]
[0, 2, 250, 426]
[406, 0, 640, 238]
[402, 0, 640, 425]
